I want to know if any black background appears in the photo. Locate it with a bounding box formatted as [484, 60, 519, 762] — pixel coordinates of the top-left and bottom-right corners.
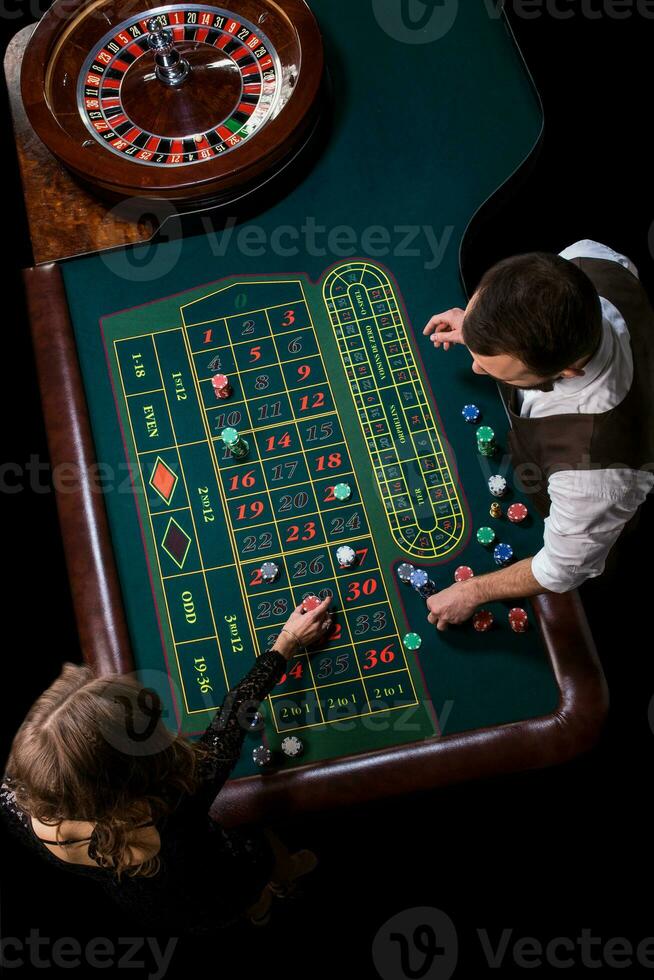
[1, 1, 653, 977]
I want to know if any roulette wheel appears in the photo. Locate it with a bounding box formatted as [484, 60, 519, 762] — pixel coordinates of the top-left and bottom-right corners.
[20, 0, 324, 205]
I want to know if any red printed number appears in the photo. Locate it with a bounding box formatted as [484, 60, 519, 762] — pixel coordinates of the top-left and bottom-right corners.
[235, 501, 265, 520]
[346, 579, 378, 602]
[286, 521, 317, 543]
[363, 644, 395, 670]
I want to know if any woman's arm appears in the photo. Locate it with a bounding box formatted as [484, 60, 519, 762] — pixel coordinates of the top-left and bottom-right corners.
[194, 597, 332, 796]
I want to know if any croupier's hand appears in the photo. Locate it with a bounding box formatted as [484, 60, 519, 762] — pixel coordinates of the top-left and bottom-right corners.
[423, 308, 466, 351]
[426, 582, 479, 631]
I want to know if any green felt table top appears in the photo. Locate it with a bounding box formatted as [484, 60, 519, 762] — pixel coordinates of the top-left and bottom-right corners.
[60, 0, 557, 778]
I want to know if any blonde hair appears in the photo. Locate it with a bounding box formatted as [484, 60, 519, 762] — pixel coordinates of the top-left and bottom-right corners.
[6, 663, 204, 878]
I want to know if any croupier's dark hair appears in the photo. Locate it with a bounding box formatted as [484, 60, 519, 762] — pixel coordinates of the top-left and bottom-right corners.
[462, 252, 603, 377]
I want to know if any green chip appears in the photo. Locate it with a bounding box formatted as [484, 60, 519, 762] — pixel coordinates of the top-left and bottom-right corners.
[221, 426, 239, 446]
[476, 425, 495, 444]
[229, 438, 249, 458]
[403, 632, 422, 651]
[476, 525, 496, 546]
[333, 482, 352, 501]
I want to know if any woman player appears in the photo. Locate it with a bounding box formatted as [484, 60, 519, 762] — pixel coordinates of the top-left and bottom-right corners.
[0, 596, 332, 932]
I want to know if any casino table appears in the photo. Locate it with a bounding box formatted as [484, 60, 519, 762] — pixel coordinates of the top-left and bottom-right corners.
[10, 0, 607, 825]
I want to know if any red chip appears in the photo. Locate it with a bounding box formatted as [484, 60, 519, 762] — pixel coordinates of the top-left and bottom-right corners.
[472, 609, 494, 632]
[454, 565, 475, 583]
[211, 374, 232, 399]
[507, 502, 528, 524]
[302, 595, 322, 612]
[509, 607, 529, 632]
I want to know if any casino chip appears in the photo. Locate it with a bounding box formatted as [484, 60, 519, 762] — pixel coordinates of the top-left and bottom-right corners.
[336, 545, 357, 568]
[476, 526, 496, 547]
[397, 562, 416, 585]
[260, 561, 280, 583]
[409, 568, 437, 598]
[472, 610, 494, 632]
[403, 632, 422, 651]
[302, 594, 322, 612]
[211, 374, 232, 400]
[477, 426, 497, 457]
[493, 542, 514, 567]
[252, 745, 273, 767]
[476, 425, 495, 443]
[454, 565, 474, 583]
[221, 427, 249, 458]
[488, 474, 508, 497]
[333, 482, 352, 501]
[281, 735, 304, 758]
[509, 607, 529, 633]
[462, 404, 481, 423]
[507, 502, 528, 524]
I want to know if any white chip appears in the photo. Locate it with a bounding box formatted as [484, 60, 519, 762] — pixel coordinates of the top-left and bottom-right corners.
[281, 735, 304, 758]
[488, 474, 508, 497]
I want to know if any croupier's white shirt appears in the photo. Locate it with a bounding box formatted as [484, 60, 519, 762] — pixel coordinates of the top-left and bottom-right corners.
[514, 240, 654, 593]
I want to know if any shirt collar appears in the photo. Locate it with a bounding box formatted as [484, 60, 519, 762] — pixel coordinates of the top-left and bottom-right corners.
[547, 315, 614, 399]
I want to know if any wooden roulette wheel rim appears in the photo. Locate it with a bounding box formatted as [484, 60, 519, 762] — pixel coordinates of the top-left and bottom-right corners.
[21, 0, 324, 204]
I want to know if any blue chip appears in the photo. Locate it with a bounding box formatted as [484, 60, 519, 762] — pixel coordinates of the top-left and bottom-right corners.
[462, 404, 481, 423]
[409, 568, 429, 591]
[493, 543, 514, 566]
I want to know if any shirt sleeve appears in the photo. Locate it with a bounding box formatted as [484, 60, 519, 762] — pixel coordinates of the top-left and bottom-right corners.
[530, 469, 651, 592]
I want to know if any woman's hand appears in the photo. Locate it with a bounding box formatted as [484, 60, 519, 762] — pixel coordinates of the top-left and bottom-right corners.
[274, 596, 333, 660]
[423, 308, 466, 351]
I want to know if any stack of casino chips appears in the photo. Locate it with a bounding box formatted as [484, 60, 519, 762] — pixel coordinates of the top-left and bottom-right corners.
[260, 561, 280, 583]
[509, 608, 529, 633]
[476, 526, 496, 547]
[221, 427, 249, 459]
[493, 542, 514, 567]
[409, 568, 437, 598]
[336, 545, 357, 568]
[281, 735, 304, 758]
[211, 374, 232, 400]
[476, 425, 496, 457]
[507, 502, 528, 524]
[472, 610, 494, 632]
[397, 562, 416, 585]
[488, 474, 508, 497]
[462, 404, 481, 424]
[454, 565, 474, 583]
[252, 745, 272, 767]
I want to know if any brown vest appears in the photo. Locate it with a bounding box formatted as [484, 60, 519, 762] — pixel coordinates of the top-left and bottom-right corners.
[503, 256, 654, 516]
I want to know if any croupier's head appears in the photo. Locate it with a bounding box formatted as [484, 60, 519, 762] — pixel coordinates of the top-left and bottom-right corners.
[463, 252, 603, 391]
